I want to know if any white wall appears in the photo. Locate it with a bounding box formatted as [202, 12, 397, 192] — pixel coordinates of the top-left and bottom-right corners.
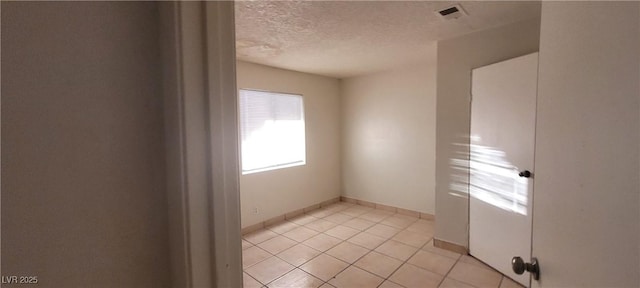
[435, 18, 541, 247]
[1, 2, 171, 287]
[532, 2, 639, 286]
[236, 61, 341, 227]
[341, 56, 437, 214]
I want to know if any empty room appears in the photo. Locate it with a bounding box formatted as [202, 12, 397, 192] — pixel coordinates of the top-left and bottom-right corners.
[234, 1, 541, 287]
[233, 1, 640, 287]
[2, 1, 639, 288]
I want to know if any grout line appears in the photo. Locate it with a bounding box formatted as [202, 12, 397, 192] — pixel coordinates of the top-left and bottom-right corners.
[323, 219, 406, 287]
[250, 201, 510, 288]
[375, 236, 429, 288]
[307, 208, 388, 285]
[244, 202, 432, 288]
[435, 247, 460, 287]
[249, 205, 357, 286]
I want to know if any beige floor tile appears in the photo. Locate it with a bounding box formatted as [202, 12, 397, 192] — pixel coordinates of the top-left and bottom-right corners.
[458, 255, 494, 271]
[375, 239, 419, 261]
[245, 229, 279, 245]
[300, 254, 349, 281]
[290, 214, 319, 226]
[243, 246, 272, 269]
[499, 276, 526, 288]
[328, 202, 354, 210]
[323, 212, 354, 224]
[267, 221, 300, 235]
[358, 210, 394, 222]
[242, 239, 254, 250]
[379, 280, 404, 288]
[354, 251, 403, 278]
[283, 226, 319, 242]
[422, 240, 462, 260]
[324, 225, 360, 240]
[406, 219, 435, 235]
[269, 268, 324, 288]
[341, 206, 373, 217]
[324, 203, 349, 213]
[244, 272, 263, 288]
[439, 277, 475, 288]
[392, 230, 432, 248]
[381, 214, 419, 229]
[326, 241, 370, 263]
[448, 261, 502, 288]
[365, 223, 401, 239]
[276, 244, 321, 266]
[257, 235, 297, 255]
[240, 204, 531, 288]
[389, 264, 443, 288]
[242, 203, 522, 288]
[245, 256, 295, 285]
[302, 233, 342, 252]
[308, 208, 335, 218]
[342, 217, 376, 231]
[407, 250, 457, 275]
[347, 231, 387, 250]
[328, 266, 384, 288]
[305, 218, 339, 232]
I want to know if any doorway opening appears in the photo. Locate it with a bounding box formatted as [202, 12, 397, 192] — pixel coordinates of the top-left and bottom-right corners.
[232, 1, 542, 287]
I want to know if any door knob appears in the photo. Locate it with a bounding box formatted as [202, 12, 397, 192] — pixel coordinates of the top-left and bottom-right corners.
[518, 170, 532, 178]
[512, 256, 540, 280]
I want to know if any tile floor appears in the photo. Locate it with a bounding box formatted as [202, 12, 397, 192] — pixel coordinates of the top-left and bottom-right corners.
[242, 202, 524, 288]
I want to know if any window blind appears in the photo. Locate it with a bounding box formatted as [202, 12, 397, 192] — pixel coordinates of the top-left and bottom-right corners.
[239, 89, 306, 173]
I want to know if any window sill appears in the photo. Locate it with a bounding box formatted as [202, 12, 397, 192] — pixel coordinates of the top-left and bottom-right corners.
[241, 161, 306, 175]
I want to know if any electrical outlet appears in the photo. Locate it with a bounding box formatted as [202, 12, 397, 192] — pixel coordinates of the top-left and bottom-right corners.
[252, 207, 259, 214]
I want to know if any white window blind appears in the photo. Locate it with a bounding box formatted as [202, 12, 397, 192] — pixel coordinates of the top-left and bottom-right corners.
[239, 89, 306, 174]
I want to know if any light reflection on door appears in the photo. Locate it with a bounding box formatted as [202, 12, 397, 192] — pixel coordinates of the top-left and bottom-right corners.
[446, 138, 528, 216]
[469, 141, 528, 216]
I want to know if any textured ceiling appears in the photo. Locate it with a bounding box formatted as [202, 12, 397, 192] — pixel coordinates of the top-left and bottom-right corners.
[235, 1, 541, 78]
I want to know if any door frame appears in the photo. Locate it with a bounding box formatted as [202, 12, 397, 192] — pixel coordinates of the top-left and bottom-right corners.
[160, 1, 242, 287]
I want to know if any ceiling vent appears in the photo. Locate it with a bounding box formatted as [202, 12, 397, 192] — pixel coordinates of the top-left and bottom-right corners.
[436, 4, 467, 20]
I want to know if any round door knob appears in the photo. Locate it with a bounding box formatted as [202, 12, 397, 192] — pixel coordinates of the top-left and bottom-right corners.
[512, 256, 540, 280]
[512, 256, 526, 274]
[518, 170, 532, 178]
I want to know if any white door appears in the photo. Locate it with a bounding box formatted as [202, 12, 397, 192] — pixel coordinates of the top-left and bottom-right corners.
[469, 53, 539, 287]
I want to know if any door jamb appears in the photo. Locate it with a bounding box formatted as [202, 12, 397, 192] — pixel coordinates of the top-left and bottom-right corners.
[160, 1, 242, 287]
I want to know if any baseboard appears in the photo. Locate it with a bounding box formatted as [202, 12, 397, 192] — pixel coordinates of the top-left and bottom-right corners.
[340, 196, 435, 220]
[241, 196, 437, 235]
[241, 197, 340, 235]
[433, 238, 468, 254]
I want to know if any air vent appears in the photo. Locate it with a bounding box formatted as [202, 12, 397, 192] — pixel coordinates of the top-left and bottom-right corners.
[436, 4, 467, 20]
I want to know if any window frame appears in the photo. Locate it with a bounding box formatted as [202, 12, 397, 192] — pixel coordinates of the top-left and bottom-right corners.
[237, 88, 307, 175]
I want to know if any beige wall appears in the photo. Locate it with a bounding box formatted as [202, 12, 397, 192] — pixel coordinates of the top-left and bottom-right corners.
[435, 18, 541, 247]
[532, 2, 639, 286]
[341, 56, 437, 214]
[236, 61, 341, 228]
[1, 2, 171, 287]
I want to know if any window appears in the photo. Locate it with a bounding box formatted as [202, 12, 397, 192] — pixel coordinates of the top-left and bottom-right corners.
[238, 89, 306, 174]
